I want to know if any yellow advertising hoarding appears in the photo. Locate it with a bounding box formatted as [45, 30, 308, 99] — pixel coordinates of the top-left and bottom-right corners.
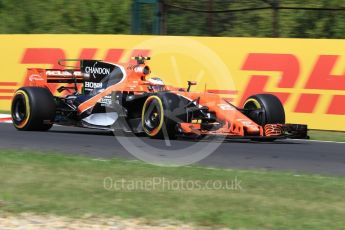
[0, 35, 344, 130]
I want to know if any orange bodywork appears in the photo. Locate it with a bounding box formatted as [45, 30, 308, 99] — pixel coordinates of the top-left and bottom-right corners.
[174, 91, 263, 136]
[25, 60, 271, 137]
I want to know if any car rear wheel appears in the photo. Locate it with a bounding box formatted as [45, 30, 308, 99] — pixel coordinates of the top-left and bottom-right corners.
[11, 87, 56, 131]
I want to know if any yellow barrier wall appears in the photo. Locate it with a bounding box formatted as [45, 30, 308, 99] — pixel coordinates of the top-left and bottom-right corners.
[0, 35, 344, 130]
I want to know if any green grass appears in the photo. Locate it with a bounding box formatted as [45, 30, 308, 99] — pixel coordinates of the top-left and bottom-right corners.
[308, 130, 345, 142]
[0, 150, 345, 229]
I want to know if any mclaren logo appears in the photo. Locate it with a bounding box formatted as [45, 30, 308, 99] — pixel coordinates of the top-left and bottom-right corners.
[29, 74, 44, 81]
[85, 62, 111, 78]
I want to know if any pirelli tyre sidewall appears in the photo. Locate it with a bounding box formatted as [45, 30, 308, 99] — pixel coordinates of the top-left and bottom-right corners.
[141, 93, 188, 139]
[11, 87, 56, 131]
[244, 93, 285, 126]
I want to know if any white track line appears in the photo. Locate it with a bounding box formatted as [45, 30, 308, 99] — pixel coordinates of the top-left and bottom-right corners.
[0, 114, 12, 123]
[290, 139, 345, 144]
[0, 114, 11, 118]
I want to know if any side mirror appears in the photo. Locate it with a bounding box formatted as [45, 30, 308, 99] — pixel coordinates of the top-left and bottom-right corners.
[187, 81, 197, 92]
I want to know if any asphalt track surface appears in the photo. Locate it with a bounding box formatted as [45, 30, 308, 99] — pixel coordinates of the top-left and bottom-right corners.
[0, 123, 344, 176]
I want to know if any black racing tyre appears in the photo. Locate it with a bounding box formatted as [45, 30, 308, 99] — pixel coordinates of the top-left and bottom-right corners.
[243, 94, 285, 126]
[11, 87, 56, 131]
[141, 93, 187, 139]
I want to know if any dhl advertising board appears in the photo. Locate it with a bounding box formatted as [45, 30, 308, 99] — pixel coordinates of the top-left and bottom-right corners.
[0, 35, 344, 131]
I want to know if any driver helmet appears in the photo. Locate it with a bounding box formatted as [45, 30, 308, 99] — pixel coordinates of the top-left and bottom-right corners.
[148, 77, 165, 85]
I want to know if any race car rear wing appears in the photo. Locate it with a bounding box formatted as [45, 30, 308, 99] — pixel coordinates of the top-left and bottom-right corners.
[27, 68, 85, 86]
[26, 59, 126, 97]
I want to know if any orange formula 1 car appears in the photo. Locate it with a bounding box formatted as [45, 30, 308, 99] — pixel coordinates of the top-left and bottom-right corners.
[11, 57, 308, 141]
